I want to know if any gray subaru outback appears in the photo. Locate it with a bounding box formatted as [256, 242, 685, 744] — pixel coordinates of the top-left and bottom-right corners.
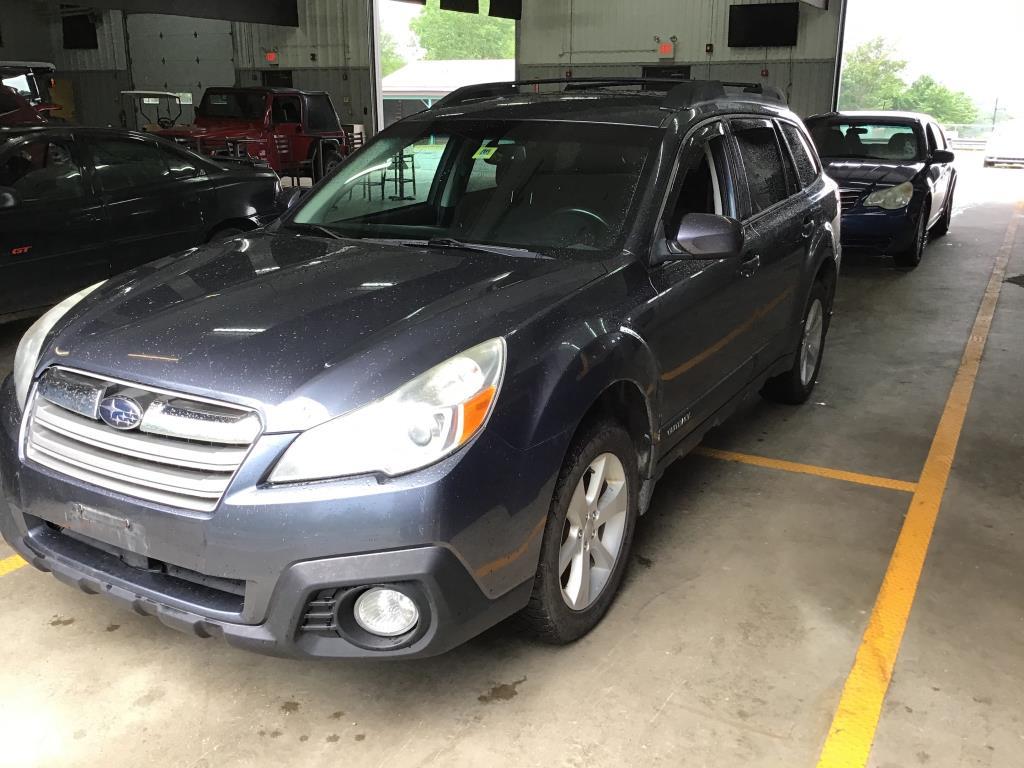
[0, 79, 839, 658]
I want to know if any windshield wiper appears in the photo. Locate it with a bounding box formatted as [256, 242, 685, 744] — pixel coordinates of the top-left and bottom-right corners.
[281, 222, 347, 240]
[414, 237, 552, 260]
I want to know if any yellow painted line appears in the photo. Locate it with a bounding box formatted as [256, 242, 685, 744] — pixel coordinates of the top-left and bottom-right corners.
[694, 446, 918, 494]
[0, 554, 27, 577]
[817, 203, 1023, 768]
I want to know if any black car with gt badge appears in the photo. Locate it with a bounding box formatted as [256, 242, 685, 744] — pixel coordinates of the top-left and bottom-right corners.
[0, 125, 284, 321]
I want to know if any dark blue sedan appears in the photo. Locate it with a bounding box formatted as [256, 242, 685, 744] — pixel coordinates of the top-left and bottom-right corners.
[805, 111, 956, 268]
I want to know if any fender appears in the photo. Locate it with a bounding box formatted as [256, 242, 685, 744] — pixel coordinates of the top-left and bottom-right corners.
[493, 321, 661, 473]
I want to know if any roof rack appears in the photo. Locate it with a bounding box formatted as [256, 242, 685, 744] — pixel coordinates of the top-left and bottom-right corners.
[431, 77, 787, 111]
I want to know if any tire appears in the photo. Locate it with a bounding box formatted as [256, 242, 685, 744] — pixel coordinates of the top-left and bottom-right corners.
[930, 183, 954, 238]
[761, 280, 829, 405]
[520, 418, 639, 644]
[893, 203, 929, 268]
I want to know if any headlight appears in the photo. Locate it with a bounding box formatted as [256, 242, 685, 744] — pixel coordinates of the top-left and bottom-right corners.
[13, 281, 105, 411]
[269, 338, 506, 482]
[863, 181, 914, 210]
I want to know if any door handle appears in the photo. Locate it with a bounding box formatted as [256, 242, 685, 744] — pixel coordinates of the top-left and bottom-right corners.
[738, 252, 761, 278]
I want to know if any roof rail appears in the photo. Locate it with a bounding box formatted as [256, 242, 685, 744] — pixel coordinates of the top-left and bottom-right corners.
[430, 77, 787, 111]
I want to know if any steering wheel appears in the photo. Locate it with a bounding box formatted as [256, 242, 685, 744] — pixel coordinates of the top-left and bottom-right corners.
[543, 207, 612, 247]
[157, 116, 176, 129]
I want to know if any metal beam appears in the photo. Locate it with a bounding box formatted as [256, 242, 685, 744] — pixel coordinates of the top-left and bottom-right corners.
[84, 0, 299, 26]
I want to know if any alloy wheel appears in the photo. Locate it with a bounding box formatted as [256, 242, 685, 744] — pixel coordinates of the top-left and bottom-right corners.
[559, 452, 629, 611]
[800, 298, 825, 387]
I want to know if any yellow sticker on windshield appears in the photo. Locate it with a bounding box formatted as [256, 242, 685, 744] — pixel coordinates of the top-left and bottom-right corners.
[473, 145, 498, 160]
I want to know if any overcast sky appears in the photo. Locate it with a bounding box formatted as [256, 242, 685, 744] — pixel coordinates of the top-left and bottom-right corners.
[844, 0, 1024, 118]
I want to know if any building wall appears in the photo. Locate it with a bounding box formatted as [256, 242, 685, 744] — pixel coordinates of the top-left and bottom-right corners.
[518, 0, 843, 116]
[233, 0, 375, 126]
[2, 0, 375, 130]
[0, 0, 54, 61]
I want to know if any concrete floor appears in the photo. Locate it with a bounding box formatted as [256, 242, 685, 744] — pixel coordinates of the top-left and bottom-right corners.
[0, 155, 1021, 768]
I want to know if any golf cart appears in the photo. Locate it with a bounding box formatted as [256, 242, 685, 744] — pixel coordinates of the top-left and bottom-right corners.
[121, 90, 183, 131]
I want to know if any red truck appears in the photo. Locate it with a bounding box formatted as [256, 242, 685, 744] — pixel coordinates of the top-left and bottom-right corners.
[0, 61, 61, 121]
[153, 87, 350, 177]
[0, 86, 45, 126]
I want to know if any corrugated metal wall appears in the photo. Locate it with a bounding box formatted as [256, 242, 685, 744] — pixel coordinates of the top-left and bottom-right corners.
[126, 14, 236, 123]
[518, 0, 842, 115]
[0, 0, 54, 61]
[48, 9, 129, 71]
[233, 0, 373, 126]
[232, 0, 370, 69]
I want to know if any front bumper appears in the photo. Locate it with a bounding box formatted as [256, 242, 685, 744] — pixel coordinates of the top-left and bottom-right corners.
[839, 204, 920, 252]
[0, 376, 556, 658]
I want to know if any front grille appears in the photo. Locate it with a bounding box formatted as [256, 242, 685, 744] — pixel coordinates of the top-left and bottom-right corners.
[839, 188, 862, 213]
[25, 368, 261, 512]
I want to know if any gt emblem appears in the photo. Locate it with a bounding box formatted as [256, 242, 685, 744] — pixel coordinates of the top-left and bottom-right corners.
[11, 246, 32, 255]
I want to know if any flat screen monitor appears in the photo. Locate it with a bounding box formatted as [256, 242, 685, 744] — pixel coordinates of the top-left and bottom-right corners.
[728, 3, 800, 48]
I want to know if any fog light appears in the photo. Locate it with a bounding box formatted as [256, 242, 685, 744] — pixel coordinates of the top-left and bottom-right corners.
[353, 587, 419, 637]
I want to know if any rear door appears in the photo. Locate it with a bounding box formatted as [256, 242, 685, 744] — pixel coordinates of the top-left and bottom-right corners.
[85, 134, 212, 274]
[0, 133, 107, 314]
[729, 117, 805, 367]
[646, 120, 761, 440]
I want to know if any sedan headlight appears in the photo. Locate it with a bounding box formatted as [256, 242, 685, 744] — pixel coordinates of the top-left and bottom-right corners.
[863, 181, 914, 210]
[13, 281, 106, 411]
[269, 338, 506, 482]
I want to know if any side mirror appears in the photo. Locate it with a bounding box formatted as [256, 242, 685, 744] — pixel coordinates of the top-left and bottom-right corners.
[0, 187, 20, 210]
[654, 213, 744, 264]
[931, 149, 955, 164]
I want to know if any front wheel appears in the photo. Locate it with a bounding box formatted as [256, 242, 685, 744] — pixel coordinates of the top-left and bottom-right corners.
[930, 184, 954, 237]
[520, 419, 639, 644]
[893, 204, 929, 268]
[761, 280, 829, 405]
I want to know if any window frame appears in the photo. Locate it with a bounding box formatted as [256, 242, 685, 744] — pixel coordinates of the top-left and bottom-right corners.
[653, 119, 741, 249]
[729, 117, 793, 221]
[776, 118, 820, 191]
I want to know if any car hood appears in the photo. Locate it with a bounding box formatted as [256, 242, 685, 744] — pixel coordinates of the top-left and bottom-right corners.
[41, 233, 606, 432]
[822, 159, 924, 187]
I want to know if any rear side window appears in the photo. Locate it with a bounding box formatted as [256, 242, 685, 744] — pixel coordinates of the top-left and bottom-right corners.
[778, 121, 819, 188]
[305, 95, 340, 132]
[0, 137, 85, 201]
[732, 121, 789, 215]
[90, 138, 169, 192]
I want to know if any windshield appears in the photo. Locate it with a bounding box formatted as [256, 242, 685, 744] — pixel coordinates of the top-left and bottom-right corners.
[292, 118, 660, 259]
[196, 91, 267, 121]
[807, 120, 924, 162]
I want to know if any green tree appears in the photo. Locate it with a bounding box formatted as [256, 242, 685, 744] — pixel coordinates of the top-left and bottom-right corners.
[898, 75, 978, 124]
[410, 0, 515, 60]
[379, 31, 406, 77]
[838, 37, 908, 111]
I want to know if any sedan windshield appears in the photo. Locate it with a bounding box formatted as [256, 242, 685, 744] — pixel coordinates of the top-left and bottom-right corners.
[196, 91, 267, 121]
[807, 120, 924, 162]
[292, 118, 661, 259]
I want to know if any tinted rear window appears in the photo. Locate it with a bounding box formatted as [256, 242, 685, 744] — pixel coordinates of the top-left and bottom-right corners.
[807, 119, 924, 162]
[779, 121, 819, 188]
[305, 95, 340, 132]
[733, 123, 789, 214]
[197, 91, 267, 121]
